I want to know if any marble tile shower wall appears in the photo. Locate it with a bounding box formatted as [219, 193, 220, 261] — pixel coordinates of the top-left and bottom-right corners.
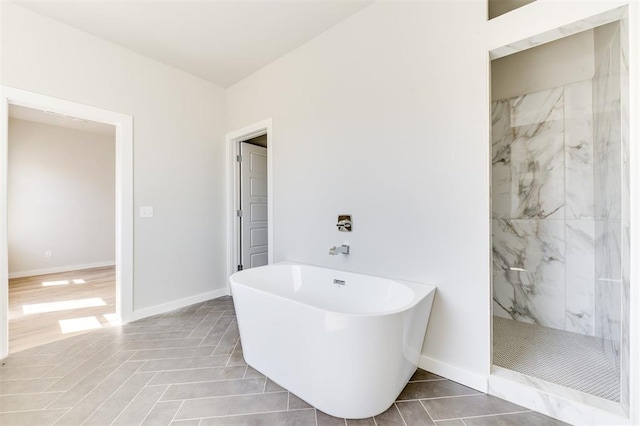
[619, 15, 630, 411]
[593, 26, 626, 368]
[492, 79, 598, 336]
[492, 45, 624, 351]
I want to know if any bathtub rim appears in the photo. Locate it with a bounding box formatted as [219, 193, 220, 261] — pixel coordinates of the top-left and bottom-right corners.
[229, 261, 436, 319]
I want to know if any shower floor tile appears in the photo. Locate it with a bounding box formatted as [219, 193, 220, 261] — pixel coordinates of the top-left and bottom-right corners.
[493, 316, 620, 401]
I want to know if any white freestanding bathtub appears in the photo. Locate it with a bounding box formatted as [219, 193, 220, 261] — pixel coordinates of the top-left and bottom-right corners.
[229, 262, 436, 419]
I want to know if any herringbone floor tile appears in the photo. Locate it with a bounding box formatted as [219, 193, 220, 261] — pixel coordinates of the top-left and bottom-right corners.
[0, 296, 565, 425]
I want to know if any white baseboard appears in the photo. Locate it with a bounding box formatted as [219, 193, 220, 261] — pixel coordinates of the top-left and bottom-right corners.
[419, 355, 489, 393]
[8, 261, 116, 279]
[131, 288, 230, 322]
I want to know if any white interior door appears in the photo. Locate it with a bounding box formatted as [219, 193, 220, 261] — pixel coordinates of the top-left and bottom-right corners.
[240, 142, 268, 269]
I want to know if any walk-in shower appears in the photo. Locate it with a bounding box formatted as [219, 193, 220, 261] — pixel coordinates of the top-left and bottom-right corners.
[490, 20, 629, 405]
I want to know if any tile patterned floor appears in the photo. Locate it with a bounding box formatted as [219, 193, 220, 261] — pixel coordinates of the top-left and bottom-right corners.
[0, 296, 567, 425]
[493, 316, 619, 401]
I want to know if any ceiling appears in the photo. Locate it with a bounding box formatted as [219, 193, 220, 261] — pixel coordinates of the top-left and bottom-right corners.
[9, 105, 116, 135]
[13, 0, 374, 88]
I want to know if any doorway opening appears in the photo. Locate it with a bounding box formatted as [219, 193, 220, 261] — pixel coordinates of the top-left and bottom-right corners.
[1, 86, 134, 359]
[237, 135, 268, 271]
[225, 119, 273, 287]
[488, 7, 631, 422]
[7, 105, 117, 353]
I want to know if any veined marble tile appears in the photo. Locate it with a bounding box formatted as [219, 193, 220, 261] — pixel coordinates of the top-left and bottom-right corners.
[493, 300, 511, 320]
[492, 100, 511, 144]
[490, 54, 627, 345]
[620, 20, 630, 230]
[593, 40, 622, 222]
[504, 87, 565, 220]
[595, 227, 621, 261]
[595, 279, 621, 365]
[591, 22, 624, 371]
[489, 366, 628, 426]
[510, 133, 564, 219]
[509, 87, 563, 130]
[621, 224, 630, 410]
[492, 100, 513, 219]
[595, 221, 622, 283]
[619, 14, 630, 413]
[594, 131, 621, 223]
[595, 220, 622, 363]
[492, 162, 512, 219]
[564, 80, 592, 120]
[492, 219, 565, 330]
[564, 81, 594, 220]
[565, 221, 595, 335]
[492, 88, 565, 220]
[593, 129, 621, 221]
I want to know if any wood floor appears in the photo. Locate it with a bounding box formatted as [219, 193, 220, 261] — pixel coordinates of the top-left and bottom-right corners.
[8, 266, 116, 354]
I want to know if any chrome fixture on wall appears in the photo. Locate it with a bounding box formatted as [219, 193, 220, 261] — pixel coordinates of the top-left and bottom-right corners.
[336, 215, 352, 232]
[329, 245, 350, 255]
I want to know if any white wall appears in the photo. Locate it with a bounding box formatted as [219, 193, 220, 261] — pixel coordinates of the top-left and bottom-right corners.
[8, 118, 115, 276]
[227, 0, 491, 382]
[0, 2, 227, 312]
[491, 28, 595, 100]
[227, 0, 640, 402]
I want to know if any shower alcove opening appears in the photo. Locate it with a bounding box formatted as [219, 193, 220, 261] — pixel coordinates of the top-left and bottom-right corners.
[488, 5, 631, 425]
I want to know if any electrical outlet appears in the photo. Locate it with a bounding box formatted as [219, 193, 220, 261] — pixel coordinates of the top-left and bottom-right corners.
[45, 250, 52, 258]
[140, 206, 154, 218]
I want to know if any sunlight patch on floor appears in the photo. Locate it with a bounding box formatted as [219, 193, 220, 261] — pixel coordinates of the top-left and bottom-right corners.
[23, 297, 107, 314]
[103, 313, 121, 326]
[41, 278, 87, 287]
[42, 280, 70, 287]
[58, 316, 103, 333]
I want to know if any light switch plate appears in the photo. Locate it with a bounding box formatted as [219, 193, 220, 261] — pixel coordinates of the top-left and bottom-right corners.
[140, 206, 154, 218]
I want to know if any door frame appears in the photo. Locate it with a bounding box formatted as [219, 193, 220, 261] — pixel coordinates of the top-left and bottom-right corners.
[487, 3, 638, 424]
[0, 86, 134, 358]
[225, 119, 273, 291]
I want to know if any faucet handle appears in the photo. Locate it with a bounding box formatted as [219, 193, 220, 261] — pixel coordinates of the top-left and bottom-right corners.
[337, 215, 352, 232]
[329, 245, 349, 255]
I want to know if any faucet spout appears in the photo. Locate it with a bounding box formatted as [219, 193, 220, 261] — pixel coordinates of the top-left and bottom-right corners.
[329, 244, 350, 255]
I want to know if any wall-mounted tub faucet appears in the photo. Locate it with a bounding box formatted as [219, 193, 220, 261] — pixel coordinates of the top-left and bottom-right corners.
[329, 244, 350, 255]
